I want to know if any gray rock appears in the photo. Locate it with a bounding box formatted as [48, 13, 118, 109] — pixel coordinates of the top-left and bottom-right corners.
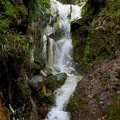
[29, 75, 44, 91]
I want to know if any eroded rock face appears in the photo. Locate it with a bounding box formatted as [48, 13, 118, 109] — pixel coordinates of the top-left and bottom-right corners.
[45, 73, 67, 92]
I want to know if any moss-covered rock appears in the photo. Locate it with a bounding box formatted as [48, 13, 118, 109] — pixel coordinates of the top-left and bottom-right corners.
[29, 75, 44, 92]
[12, 78, 31, 108]
[72, 0, 120, 73]
[45, 73, 67, 92]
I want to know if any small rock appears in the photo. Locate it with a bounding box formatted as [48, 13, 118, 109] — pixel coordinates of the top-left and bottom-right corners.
[100, 101, 103, 105]
[88, 95, 92, 99]
[117, 30, 120, 35]
[29, 75, 44, 91]
[95, 26, 106, 31]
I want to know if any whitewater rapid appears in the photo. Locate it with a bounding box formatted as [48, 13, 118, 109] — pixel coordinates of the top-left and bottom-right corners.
[44, 0, 85, 120]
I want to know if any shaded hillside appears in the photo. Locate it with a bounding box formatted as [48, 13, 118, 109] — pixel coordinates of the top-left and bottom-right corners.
[67, 0, 120, 119]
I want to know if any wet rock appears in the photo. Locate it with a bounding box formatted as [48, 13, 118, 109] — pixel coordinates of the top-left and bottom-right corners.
[38, 88, 55, 106]
[53, 65, 61, 72]
[45, 73, 67, 92]
[29, 75, 44, 91]
[31, 62, 41, 75]
[43, 66, 53, 76]
[49, 28, 65, 41]
[31, 62, 51, 77]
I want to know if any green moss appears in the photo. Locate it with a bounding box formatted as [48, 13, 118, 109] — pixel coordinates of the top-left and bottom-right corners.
[38, 107, 47, 118]
[28, 0, 50, 21]
[15, 4, 28, 16]
[74, 0, 86, 4]
[100, 76, 110, 87]
[45, 74, 67, 92]
[12, 79, 31, 107]
[72, 0, 120, 72]
[3, 1, 16, 16]
[54, 20, 60, 31]
[106, 94, 120, 120]
[47, 95, 55, 105]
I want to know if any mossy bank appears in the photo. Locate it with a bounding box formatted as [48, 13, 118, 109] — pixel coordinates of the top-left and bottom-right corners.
[72, 0, 120, 73]
[67, 0, 120, 119]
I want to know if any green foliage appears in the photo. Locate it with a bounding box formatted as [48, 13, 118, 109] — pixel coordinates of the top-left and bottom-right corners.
[38, 0, 50, 9]
[74, 0, 86, 4]
[106, 94, 120, 120]
[0, 0, 29, 55]
[47, 95, 55, 104]
[28, 0, 50, 21]
[2, 1, 16, 16]
[54, 20, 60, 31]
[38, 91, 46, 99]
[72, 0, 120, 72]
[12, 79, 31, 107]
[1, 0, 28, 18]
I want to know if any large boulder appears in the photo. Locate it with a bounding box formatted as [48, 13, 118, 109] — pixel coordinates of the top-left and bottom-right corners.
[45, 73, 67, 92]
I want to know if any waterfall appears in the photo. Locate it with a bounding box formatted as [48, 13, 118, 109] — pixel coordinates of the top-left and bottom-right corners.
[44, 0, 85, 120]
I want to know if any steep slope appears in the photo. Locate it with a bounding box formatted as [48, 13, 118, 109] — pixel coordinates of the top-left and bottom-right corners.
[67, 0, 120, 119]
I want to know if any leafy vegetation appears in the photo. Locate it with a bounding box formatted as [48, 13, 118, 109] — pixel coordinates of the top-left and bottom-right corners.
[106, 94, 120, 120]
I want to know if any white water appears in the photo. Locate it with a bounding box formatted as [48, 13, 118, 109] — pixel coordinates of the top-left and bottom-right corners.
[45, 0, 85, 120]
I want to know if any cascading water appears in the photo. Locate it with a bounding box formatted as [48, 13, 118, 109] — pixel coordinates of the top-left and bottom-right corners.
[44, 0, 85, 120]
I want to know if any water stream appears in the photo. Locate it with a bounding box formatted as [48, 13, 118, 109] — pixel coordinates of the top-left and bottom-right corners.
[44, 0, 85, 120]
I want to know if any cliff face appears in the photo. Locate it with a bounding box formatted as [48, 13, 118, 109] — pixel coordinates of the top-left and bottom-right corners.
[67, 0, 120, 119]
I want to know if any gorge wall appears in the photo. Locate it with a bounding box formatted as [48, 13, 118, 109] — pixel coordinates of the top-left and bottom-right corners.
[0, 0, 120, 120]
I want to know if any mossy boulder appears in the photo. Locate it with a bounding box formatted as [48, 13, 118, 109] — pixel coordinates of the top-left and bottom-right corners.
[45, 73, 67, 92]
[38, 90, 55, 105]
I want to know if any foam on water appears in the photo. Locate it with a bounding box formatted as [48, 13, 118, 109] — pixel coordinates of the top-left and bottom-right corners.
[45, 0, 85, 119]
